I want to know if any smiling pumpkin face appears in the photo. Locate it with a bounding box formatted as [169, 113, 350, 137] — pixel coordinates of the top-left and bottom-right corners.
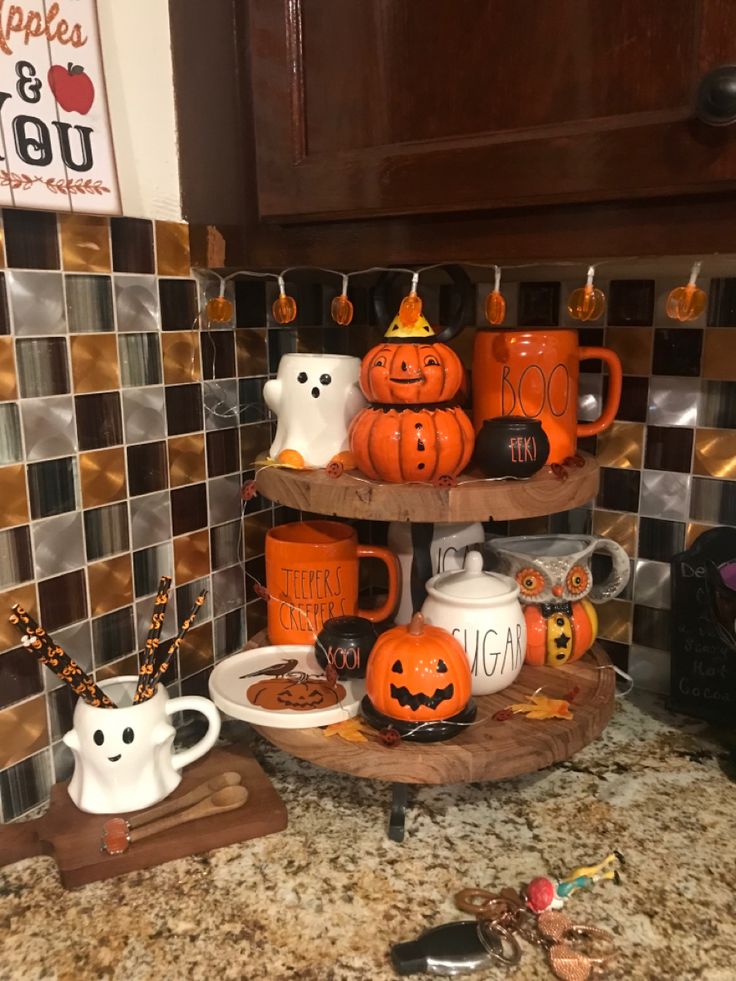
[247, 677, 346, 711]
[360, 341, 464, 404]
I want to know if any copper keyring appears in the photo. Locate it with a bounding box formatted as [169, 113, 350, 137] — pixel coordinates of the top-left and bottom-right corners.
[476, 920, 522, 967]
[455, 888, 509, 919]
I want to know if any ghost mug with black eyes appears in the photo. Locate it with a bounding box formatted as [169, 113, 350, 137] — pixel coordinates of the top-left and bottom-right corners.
[62, 675, 220, 814]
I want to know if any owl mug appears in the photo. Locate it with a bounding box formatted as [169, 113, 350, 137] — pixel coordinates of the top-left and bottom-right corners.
[488, 534, 630, 666]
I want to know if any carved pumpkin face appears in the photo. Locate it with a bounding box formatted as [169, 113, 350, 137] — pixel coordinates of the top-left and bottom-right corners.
[366, 613, 471, 721]
[247, 677, 346, 711]
[360, 342, 464, 404]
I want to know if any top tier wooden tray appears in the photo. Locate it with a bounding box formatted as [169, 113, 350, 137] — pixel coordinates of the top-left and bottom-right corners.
[255, 453, 599, 523]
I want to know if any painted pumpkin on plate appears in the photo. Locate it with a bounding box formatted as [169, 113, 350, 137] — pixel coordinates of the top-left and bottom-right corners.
[360, 339, 464, 404]
[247, 677, 346, 710]
[349, 404, 474, 484]
[366, 613, 471, 722]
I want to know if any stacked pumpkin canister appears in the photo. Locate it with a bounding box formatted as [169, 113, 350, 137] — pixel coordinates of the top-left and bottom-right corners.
[348, 309, 475, 486]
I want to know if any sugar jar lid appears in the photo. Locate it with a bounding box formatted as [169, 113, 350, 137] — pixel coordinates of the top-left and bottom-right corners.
[429, 550, 518, 601]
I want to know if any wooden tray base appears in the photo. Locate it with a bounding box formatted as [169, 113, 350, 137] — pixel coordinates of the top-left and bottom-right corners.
[0, 744, 287, 889]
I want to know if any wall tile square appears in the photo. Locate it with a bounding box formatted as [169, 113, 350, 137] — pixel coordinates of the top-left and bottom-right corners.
[168, 433, 206, 486]
[517, 282, 560, 327]
[155, 222, 191, 277]
[639, 469, 691, 522]
[702, 329, 736, 381]
[119, 333, 162, 387]
[127, 440, 168, 496]
[110, 218, 154, 274]
[236, 329, 267, 377]
[115, 276, 159, 331]
[179, 621, 213, 679]
[84, 502, 129, 561]
[707, 277, 736, 327]
[0, 275, 8, 335]
[577, 373, 603, 422]
[0, 525, 32, 588]
[638, 517, 685, 562]
[204, 379, 238, 431]
[0, 744, 52, 816]
[596, 598, 632, 644]
[3, 209, 58, 270]
[607, 279, 654, 326]
[597, 467, 641, 513]
[38, 568, 86, 631]
[0, 702, 47, 787]
[27, 456, 77, 519]
[0, 402, 21, 463]
[171, 482, 208, 535]
[234, 280, 268, 328]
[79, 447, 126, 508]
[646, 376, 699, 427]
[133, 542, 173, 598]
[162, 330, 201, 384]
[690, 476, 736, 524]
[644, 425, 694, 472]
[596, 421, 643, 469]
[87, 554, 133, 617]
[212, 564, 245, 618]
[699, 380, 736, 429]
[0, 336, 17, 400]
[633, 559, 670, 610]
[15, 336, 70, 398]
[693, 427, 736, 479]
[47, 684, 76, 743]
[121, 385, 166, 444]
[240, 421, 272, 468]
[245, 598, 267, 638]
[214, 608, 245, 659]
[70, 333, 120, 393]
[652, 328, 703, 377]
[211, 520, 241, 571]
[202, 330, 236, 380]
[208, 474, 241, 525]
[130, 490, 172, 549]
[59, 214, 111, 273]
[591, 509, 637, 557]
[0, 582, 36, 653]
[52, 620, 92, 676]
[66, 274, 115, 333]
[174, 529, 210, 584]
[615, 375, 649, 422]
[21, 395, 76, 460]
[92, 606, 137, 666]
[8, 271, 65, 336]
[175, 576, 212, 625]
[96, 651, 140, 683]
[206, 427, 240, 477]
[0, 645, 42, 709]
[159, 279, 198, 331]
[165, 383, 203, 435]
[245, 555, 266, 602]
[604, 327, 652, 376]
[0, 463, 28, 528]
[75, 392, 123, 450]
[632, 604, 670, 650]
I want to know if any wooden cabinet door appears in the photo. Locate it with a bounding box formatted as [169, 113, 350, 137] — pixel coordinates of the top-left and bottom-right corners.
[248, 0, 736, 222]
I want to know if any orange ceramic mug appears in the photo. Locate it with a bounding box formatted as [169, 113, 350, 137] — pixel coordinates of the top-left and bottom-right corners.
[472, 329, 622, 464]
[266, 520, 400, 644]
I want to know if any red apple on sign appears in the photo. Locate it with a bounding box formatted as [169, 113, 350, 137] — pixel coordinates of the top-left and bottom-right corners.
[47, 63, 95, 115]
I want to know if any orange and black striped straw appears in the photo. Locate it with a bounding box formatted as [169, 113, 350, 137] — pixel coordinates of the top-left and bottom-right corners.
[135, 590, 208, 702]
[133, 575, 172, 703]
[9, 605, 115, 708]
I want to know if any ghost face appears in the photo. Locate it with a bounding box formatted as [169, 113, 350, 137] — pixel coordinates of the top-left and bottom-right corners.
[297, 367, 333, 401]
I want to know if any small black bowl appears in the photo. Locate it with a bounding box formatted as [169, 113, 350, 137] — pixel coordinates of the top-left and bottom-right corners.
[315, 615, 380, 679]
[474, 416, 550, 479]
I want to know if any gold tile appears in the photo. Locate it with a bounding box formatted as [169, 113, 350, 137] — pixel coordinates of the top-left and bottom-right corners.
[174, 530, 210, 584]
[694, 428, 736, 478]
[70, 334, 120, 393]
[596, 598, 632, 644]
[236, 329, 268, 377]
[59, 214, 111, 272]
[0, 583, 36, 651]
[0, 694, 48, 769]
[87, 555, 133, 616]
[79, 447, 127, 508]
[686, 521, 713, 549]
[605, 327, 653, 376]
[592, 509, 637, 558]
[96, 652, 139, 682]
[162, 331, 201, 384]
[179, 621, 213, 678]
[243, 512, 273, 560]
[596, 421, 643, 470]
[0, 336, 17, 400]
[702, 330, 736, 381]
[168, 434, 206, 487]
[155, 221, 191, 277]
[0, 464, 29, 529]
[241, 422, 272, 468]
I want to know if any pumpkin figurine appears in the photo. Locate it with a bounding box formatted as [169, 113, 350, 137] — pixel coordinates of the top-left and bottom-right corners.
[362, 613, 476, 742]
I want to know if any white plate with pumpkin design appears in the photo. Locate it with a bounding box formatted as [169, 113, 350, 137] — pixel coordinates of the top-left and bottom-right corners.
[208, 644, 364, 728]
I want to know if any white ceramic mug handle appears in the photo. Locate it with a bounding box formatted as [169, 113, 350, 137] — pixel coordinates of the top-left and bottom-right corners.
[588, 538, 631, 602]
[166, 696, 221, 771]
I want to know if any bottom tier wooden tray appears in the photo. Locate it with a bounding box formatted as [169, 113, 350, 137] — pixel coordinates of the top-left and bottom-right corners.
[245, 631, 615, 838]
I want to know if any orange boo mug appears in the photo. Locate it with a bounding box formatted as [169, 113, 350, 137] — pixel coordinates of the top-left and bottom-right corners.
[265, 520, 400, 644]
[472, 329, 622, 464]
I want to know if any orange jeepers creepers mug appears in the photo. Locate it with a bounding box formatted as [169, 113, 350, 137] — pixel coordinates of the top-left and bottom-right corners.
[266, 521, 400, 644]
[472, 329, 622, 464]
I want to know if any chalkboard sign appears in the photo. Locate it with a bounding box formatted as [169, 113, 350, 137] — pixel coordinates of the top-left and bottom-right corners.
[670, 526, 736, 724]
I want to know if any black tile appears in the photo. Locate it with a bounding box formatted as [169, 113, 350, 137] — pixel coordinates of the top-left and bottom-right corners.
[133, 543, 172, 597]
[577, 327, 604, 373]
[284, 281, 324, 327]
[0, 750, 52, 821]
[690, 477, 736, 525]
[239, 377, 269, 424]
[92, 607, 137, 665]
[577, 434, 598, 455]
[652, 328, 703, 377]
[549, 507, 592, 535]
[207, 428, 240, 477]
[165, 383, 203, 436]
[211, 520, 241, 571]
[707, 277, 736, 327]
[0, 526, 33, 589]
[175, 577, 210, 625]
[518, 282, 560, 327]
[214, 608, 245, 657]
[38, 569, 87, 631]
[632, 604, 671, 650]
[700, 381, 736, 429]
[245, 555, 266, 602]
[607, 279, 655, 326]
[3, 209, 59, 269]
[75, 392, 123, 450]
[201, 330, 236, 379]
[0, 646, 43, 709]
[0, 274, 10, 334]
[614, 376, 649, 423]
[267, 327, 296, 374]
[159, 279, 198, 331]
[644, 426, 694, 473]
[48, 684, 76, 742]
[27, 457, 77, 518]
[638, 517, 685, 562]
[180, 666, 213, 698]
[597, 467, 641, 513]
[127, 441, 168, 496]
[597, 639, 629, 672]
[110, 217, 154, 274]
[234, 280, 268, 328]
[171, 482, 208, 535]
[84, 502, 129, 561]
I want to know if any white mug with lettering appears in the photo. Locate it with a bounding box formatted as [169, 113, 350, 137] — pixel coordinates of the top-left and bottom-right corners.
[421, 550, 526, 695]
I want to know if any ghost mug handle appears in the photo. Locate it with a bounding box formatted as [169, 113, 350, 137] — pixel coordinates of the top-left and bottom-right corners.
[166, 696, 221, 771]
[587, 539, 631, 602]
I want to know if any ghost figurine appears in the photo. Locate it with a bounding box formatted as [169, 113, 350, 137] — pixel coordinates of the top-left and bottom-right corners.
[264, 354, 367, 469]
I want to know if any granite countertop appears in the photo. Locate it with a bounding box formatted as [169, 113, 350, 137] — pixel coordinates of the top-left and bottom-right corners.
[1, 692, 735, 981]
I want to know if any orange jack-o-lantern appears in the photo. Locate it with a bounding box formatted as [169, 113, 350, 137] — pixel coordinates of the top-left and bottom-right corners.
[523, 599, 598, 666]
[247, 677, 346, 710]
[360, 339, 464, 404]
[366, 613, 471, 722]
[349, 404, 474, 484]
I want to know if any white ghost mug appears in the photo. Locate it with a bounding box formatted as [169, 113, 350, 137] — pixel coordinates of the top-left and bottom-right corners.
[62, 676, 221, 814]
[264, 353, 367, 468]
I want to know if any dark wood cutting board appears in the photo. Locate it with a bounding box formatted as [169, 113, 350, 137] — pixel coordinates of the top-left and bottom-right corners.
[0, 744, 287, 889]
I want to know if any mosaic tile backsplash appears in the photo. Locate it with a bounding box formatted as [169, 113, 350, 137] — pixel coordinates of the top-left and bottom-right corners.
[0, 209, 734, 821]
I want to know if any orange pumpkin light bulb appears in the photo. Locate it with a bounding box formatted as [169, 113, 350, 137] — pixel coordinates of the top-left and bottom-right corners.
[399, 272, 422, 325]
[272, 276, 297, 324]
[567, 265, 606, 322]
[331, 276, 354, 325]
[484, 266, 506, 325]
[206, 293, 233, 323]
[666, 261, 706, 322]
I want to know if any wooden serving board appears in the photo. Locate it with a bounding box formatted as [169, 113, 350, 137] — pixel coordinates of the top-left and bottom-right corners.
[0, 744, 287, 889]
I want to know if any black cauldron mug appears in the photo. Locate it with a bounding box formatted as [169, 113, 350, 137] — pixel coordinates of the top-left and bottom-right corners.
[315, 616, 380, 679]
[474, 416, 550, 479]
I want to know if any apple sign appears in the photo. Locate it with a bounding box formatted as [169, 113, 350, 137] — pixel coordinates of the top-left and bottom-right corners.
[47, 63, 95, 115]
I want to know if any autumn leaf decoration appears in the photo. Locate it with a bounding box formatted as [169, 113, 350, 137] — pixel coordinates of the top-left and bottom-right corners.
[323, 717, 370, 744]
[0, 170, 110, 195]
[510, 692, 574, 721]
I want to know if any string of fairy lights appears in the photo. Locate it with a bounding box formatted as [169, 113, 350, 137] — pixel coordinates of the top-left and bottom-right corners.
[193, 259, 708, 328]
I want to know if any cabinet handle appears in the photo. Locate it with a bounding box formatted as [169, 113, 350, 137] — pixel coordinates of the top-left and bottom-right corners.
[696, 66, 736, 126]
